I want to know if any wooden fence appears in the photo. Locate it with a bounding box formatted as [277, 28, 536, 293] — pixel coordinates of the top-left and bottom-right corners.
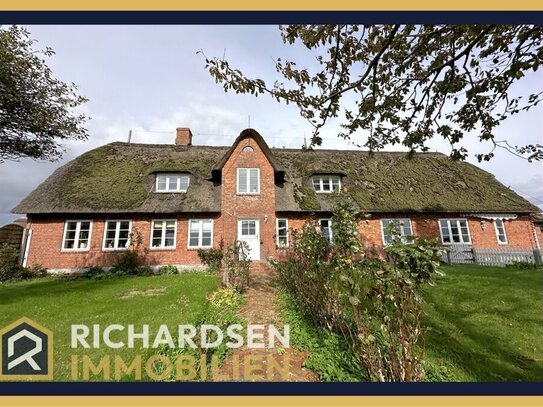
[442, 245, 543, 267]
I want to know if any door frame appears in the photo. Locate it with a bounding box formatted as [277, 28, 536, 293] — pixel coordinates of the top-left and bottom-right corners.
[237, 218, 260, 261]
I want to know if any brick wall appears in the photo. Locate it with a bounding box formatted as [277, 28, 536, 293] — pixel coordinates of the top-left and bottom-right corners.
[219, 137, 277, 260]
[280, 213, 537, 253]
[26, 214, 221, 270]
[26, 212, 537, 271]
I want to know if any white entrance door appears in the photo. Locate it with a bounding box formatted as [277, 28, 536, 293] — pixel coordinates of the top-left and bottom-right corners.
[237, 219, 260, 261]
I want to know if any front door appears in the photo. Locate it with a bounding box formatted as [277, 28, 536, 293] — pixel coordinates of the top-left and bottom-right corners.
[237, 219, 260, 261]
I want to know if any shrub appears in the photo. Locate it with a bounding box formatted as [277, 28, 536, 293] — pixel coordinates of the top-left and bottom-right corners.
[222, 241, 251, 293]
[0, 244, 22, 282]
[83, 266, 108, 280]
[506, 260, 540, 270]
[110, 228, 149, 275]
[273, 196, 445, 382]
[151, 286, 244, 381]
[209, 287, 243, 310]
[23, 263, 47, 279]
[197, 241, 224, 272]
[159, 264, 179, 275]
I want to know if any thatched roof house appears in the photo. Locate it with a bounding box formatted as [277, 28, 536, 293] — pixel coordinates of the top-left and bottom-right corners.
[12, 128, 541, 271]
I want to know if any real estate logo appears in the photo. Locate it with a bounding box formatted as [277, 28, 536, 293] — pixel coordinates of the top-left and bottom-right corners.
[0, 317, 53, 381]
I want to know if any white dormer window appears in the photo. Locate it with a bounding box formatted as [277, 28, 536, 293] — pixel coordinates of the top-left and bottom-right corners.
[312, 175, 341, 193]
[237, 168, 260, 194]
[156, 174, 190, 193]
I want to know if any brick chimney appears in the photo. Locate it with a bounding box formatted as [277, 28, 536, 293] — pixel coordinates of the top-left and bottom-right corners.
[175, 127, 193, 146]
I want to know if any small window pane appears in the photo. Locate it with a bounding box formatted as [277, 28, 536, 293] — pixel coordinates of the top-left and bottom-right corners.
[249, 169, 259, 192]
[495, 219, 507, 244]
[238, 169, 248, 193]
[179, 177, 189, 191]
[188, 220, 212, 248]
[157, 176, 167, 191]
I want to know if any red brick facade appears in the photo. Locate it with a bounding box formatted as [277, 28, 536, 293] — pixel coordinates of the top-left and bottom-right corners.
[23, 133, 540, 271]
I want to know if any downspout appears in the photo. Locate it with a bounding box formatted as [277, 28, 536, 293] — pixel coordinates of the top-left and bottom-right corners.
[22, 229, 32, 268]
[532, 221, 541, 250]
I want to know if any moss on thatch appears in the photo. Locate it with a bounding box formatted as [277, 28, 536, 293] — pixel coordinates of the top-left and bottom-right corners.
[273, 148, 538, 213]
[294, 185, 321, 211]
[12, 138, 538, 215]
[13, 142, 227, 214]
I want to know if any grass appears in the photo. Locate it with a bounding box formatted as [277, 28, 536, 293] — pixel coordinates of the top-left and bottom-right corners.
[0, 272, 218, 381]
[278, 264, 542, 382]
[278, 289, 366, 382]
[423, 265, 543, 381]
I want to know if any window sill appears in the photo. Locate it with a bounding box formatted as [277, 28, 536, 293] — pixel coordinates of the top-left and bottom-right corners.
[102, 248, 129, 252]
[153, 191, 188, 194]
[442, 242, 472, 245]
[187, 246, 212, 250]
[150, 247, 177, 251]
[61, 249, 90, 253]
[236, 193, 260, 196]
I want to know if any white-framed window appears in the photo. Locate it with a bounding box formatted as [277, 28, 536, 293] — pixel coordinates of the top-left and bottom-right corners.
[188, 219, 213, 248]
[62, 220, 92, 251]
[103, 220, 132, 250]
[319, 219, 333, 243]
[381, 219, 414, 245]
[151, 220, 177, 249]
[237, 168, 260, 194]
[312, 175, 341, 193]
[439, 219, 471, 244]
[494, 219, 508, 245]
[276, 219, 289, 247]
[155, 173, 190, 193]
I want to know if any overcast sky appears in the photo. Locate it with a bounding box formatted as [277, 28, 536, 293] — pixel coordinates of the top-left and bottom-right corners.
[1, 25, 542, 226]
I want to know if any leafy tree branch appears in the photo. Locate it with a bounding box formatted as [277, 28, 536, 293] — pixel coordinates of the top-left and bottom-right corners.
[202, 25, 543, 162]
[0, 26, 88, 163]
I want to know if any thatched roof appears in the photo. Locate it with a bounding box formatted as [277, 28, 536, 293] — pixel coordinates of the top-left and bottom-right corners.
[13, 134, 538, 215]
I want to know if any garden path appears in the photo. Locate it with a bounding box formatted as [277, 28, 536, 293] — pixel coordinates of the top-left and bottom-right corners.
[213, 262, 318, 382]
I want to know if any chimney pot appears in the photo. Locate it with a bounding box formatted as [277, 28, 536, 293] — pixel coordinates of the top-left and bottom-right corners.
[175, 128, 193, 146]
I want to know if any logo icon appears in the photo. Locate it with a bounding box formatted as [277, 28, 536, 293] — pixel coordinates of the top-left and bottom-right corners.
[0, 317, 53, 380]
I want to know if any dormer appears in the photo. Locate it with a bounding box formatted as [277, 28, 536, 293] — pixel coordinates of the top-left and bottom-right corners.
[155, 173, 191, 193]
[311, 174, 342, 193]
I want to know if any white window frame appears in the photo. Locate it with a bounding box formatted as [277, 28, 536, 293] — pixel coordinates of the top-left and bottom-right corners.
[150, 219, 177, 250]
[312, 175, 341, 193]
[155, 173, 190, 193]
[276, 218, 289, 247]
[61, 220, 93, 252]
[494, 219, 509, 245]
[439, 218, 472, 245]
[102, 220, 132, 251]
[318, 218, 333, 243]
[187, 219, 214, 249]
[380, 218, 414, 245]
[236, 168, 260, 195]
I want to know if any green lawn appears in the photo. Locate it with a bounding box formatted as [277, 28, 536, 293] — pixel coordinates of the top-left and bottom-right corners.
[424, 265, 543, 381]
[0, 273, 218, 381]
[2, 265, 542, 382]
